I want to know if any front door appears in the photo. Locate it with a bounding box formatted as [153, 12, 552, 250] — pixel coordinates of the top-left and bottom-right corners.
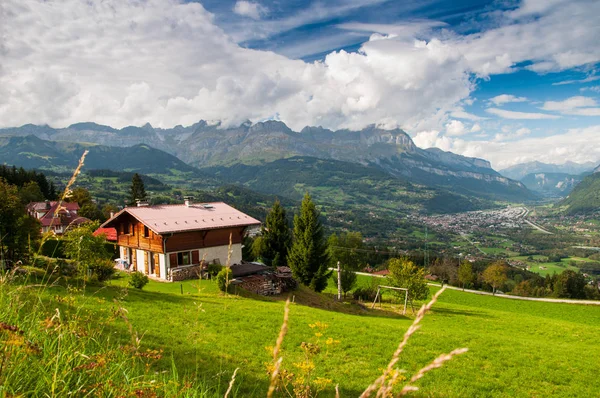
[131, 250, 137, 271]
[153, 253, 160, 278]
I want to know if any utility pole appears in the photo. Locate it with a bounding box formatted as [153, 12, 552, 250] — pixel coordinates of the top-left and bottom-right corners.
[337, 261, 342, 300]
[424, 226, 429, 268]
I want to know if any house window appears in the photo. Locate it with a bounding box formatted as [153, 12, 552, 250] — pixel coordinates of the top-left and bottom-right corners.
[144, 226, 150, 238]
[119, 224, 125, 235]
[177, 251, 191, 266]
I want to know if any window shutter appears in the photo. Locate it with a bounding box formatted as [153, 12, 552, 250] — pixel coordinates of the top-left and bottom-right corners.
[169, 253, 177, 267]
[192, 250, 200, 264]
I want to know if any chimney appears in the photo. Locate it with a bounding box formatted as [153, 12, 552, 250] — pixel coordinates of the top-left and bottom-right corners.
[109, 211, 115, 218]
[45, 200, 51, 210]
[136, 199, 149, 207]
[184, 196, 194, 207]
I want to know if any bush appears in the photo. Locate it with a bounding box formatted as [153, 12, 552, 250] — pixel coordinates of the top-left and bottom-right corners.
[89, 259, 116, 282]
[206, 262, 223, 278]
[129, 271, 149, 290]
[40, 239, 65, 258]
[353, 286, 377, 302]
[216, 267, 232, 292]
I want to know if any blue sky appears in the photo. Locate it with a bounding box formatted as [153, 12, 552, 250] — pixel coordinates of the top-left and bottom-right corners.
[2, 0, 600, 168]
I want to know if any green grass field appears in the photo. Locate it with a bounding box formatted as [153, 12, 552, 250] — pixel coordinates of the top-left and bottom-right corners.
[5, 271, 599, 397]
[509, 255, 593, 276]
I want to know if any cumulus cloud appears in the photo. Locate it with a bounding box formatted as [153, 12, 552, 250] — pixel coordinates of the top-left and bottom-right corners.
[445, 120, 467, 136]
[489, 94, 528, 106]
[486, 108, 560, 120]
[470, 123, 482, 133]
[0, 0, 474, 131]
[541, 96, 600, 116]
[414, 125, 600, 169]
[1, 0, 599, 137]
[233, 1, 267, 20]
[493, 127, 531, 142]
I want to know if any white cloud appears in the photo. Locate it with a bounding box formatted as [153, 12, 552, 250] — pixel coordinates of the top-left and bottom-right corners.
[233, 1, 267, 20]
[486, 108, 560, 120]
[418, 125, 600, 169]
[445, 120, 467, 136]
[541, 96, 600, 116]
[489, 94, 528, 106]
[0, 0, 473, 131]
[552, 75, 600, 86]
[581, 85, 600, 93]
[470, 123, 481, 133]
[450, 108, 486, 121]
[493, 127, 530, 142]
[0, 0, 599, 134]
[413, 130, 441, 149]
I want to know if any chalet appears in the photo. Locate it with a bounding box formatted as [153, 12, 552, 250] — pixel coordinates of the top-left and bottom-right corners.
[27, 200, 90, 234]
[100, 198, 261, 281]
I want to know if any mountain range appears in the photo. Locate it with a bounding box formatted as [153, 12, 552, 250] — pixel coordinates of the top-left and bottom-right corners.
[0, 121, 534, 205]
[499, 161, 597, 181]
[519, 172, 583, 198]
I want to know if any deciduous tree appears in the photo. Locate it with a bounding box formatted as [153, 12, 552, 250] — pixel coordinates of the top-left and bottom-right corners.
[327, 231, 364, 271]
[458, 260, 474, 290]
[387, 257, 429, 310]
[287, 193, 330, 292]
[0, 178, 40, 265]
[482, 262, 507, 295]
[63, 221, 113, 280]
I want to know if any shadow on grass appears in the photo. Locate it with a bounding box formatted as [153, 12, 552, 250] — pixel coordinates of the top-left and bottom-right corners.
[431, 306, 491, 319]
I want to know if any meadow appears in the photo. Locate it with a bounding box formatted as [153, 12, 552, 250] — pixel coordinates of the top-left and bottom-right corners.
[509, 255, 596, 276]
[2, 271, 600, 397]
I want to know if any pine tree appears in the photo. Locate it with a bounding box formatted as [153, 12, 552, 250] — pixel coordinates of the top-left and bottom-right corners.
[287, 193, 331, 292]
[260, 199, 291, 267]
[129, 173, 147, 205]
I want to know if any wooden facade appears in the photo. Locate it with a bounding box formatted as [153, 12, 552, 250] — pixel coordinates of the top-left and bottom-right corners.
[115, 213, 246, 254]
[116, 214, 164, 253]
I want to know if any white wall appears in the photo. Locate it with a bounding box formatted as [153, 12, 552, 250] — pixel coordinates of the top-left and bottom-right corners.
[136, 249, 145, 273]
[159, 254, 167, 280]
[197, 243, 242, 266]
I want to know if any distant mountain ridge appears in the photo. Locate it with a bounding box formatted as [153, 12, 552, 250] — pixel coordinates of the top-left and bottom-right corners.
[520, 172, 582, 198]
[500, 160, 597, 180]
[0, 135, 199, 175]
[559, 171, 600, 214]
[0, 120, 534, 203]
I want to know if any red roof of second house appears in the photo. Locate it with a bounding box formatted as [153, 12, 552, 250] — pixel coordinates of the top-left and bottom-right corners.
[93, 227, 117, 241]
[101, 202, 261, 234]
[29, 201, 89, 228]
[372, 269, 390, 276]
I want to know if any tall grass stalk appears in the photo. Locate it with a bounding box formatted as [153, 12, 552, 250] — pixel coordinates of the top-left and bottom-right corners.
[360, 286, 468, 397]
[267, 298, 290, 398]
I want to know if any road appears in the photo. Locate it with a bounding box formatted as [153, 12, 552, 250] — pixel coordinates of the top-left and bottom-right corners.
[518, 206, 554, 234]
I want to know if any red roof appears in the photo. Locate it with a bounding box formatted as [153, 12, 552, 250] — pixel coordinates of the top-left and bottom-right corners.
[28, 201, 89, 228]
[372, 269, 390, 276]
[101, 202, 261, 234]
[93, 227, 117, 241]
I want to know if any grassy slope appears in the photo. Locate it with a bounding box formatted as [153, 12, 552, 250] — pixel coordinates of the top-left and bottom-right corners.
[509, 255, 592, 276]
[31, 273, 600, 397]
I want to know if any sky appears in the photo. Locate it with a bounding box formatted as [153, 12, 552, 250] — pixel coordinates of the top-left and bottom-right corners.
[1, 0, 600, 169]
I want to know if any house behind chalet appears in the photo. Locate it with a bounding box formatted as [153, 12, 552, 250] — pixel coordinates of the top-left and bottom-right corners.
[27, 200, 90, 234]
[100, 198, 261, 281]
